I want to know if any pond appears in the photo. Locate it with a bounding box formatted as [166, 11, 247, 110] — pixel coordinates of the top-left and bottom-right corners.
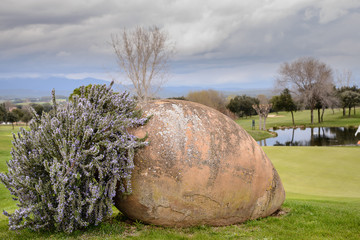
[257, 127, 360, 146]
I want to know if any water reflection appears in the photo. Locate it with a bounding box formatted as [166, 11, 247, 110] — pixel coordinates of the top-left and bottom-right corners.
[258, 127, 359, 146]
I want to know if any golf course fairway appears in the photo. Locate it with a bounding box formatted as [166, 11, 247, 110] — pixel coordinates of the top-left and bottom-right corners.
[263, 146, 360, 201]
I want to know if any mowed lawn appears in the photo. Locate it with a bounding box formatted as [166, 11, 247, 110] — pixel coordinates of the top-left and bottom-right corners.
[0, 125, 359, 239]
[0, 126, 23, 217]
[237, 108, 360, 134]
[264, 146, 360, 200]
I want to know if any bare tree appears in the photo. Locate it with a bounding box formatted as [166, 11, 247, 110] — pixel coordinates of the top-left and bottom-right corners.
[252, 104, 272, 131]
[335, 69, 357, 116]
[276, 57, 334, 124]
[315, 87, 338, 123]
[336, 69, 353, 88]
[257, 94, 268, 105]
[111, 26, 174, 103]
[186, 89, 227, 114]
[252, 95, 272, 130]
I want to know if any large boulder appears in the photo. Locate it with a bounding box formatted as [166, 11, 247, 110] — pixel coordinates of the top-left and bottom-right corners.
[114, 100, 285, 226]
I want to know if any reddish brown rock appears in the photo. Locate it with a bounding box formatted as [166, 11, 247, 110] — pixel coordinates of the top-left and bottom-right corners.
[114, 100, 285, 226]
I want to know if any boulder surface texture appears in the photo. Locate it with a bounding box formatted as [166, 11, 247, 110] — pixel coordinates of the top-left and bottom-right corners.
[114, 100, 285, 226]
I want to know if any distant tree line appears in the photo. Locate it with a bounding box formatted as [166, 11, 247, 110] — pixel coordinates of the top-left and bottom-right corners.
[275, 57, 360, 124]
[165, 57, 360, 129]
[227, 57, 360, 126]
[186, 90, 227, 113]
[179, 89, 235, 119]
[0, 102, 53, 128]
[173, 79, 359, 129]
[227, 95, 259, 118]
[0, 96, 68, 103]
[337, 85, 360, 116]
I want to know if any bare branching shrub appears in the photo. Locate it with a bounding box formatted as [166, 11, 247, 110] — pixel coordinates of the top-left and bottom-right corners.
[111, 26, 174, 103]
[336, 69, 353, 88]
[186, 90, 227, 114]
[252, 103, 272, 130]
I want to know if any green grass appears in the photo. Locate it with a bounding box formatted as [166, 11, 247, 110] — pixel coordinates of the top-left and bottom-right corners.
[263, 146, 360, 200]
[237, 108, 360, 140]
[0, 126, 23, 218]
[0, 125, 360, 239]
[243, 129, 275, 141]
[241, 108, 360, 129]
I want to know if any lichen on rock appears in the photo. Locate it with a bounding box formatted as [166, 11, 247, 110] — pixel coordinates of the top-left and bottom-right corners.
[114, 99, 285, 226]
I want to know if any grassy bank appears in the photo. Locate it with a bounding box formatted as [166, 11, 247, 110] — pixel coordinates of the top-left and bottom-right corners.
[0, 125, 359, 239]
[236, 108, 360, 141]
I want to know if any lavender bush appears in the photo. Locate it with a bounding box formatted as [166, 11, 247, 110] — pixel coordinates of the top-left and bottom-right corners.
[0, 82, 148, 233]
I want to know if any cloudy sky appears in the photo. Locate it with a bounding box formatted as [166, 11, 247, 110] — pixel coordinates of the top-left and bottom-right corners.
[1, 0, 360, 91]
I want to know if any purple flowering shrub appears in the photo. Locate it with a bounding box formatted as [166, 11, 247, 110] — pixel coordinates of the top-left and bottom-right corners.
[0, 82, 148, 233]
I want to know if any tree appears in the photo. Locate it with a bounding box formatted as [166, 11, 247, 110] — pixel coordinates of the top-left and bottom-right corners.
[276, 57, 334, 124]
[336, 69, 353, 88]
[42, 103, 53, 113]
[167, 96, 186, 100]
[338, 86, 360, 116]
[335, 69, 359, 116]
[12, 108, 24, 121]
[252, 104, 272, 130]
[227, 95, 259, 118]
[271, 88, 297, 125]
[0, 103, 7, 123]
[21, 110, 33, 126]
[269, 95, 281, 113]
[251, 95, 272, 130]
[314, 87, 338, 123]
[69, 84, 93, 101]
[111, 26, 174, 103]
[7, 111, 18, 129]
[186, 90, 227, 114]
[3, 101, 14, 112]
[30, 103, 44, 116]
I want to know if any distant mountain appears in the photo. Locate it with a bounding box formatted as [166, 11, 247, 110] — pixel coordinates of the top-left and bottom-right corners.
[0, 77, 274, 99]
[159, 86, 274, 98]
[0, 77, 111, 98]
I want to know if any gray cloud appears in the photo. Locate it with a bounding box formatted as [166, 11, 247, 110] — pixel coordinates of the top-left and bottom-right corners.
[0, 0, 359, 88]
